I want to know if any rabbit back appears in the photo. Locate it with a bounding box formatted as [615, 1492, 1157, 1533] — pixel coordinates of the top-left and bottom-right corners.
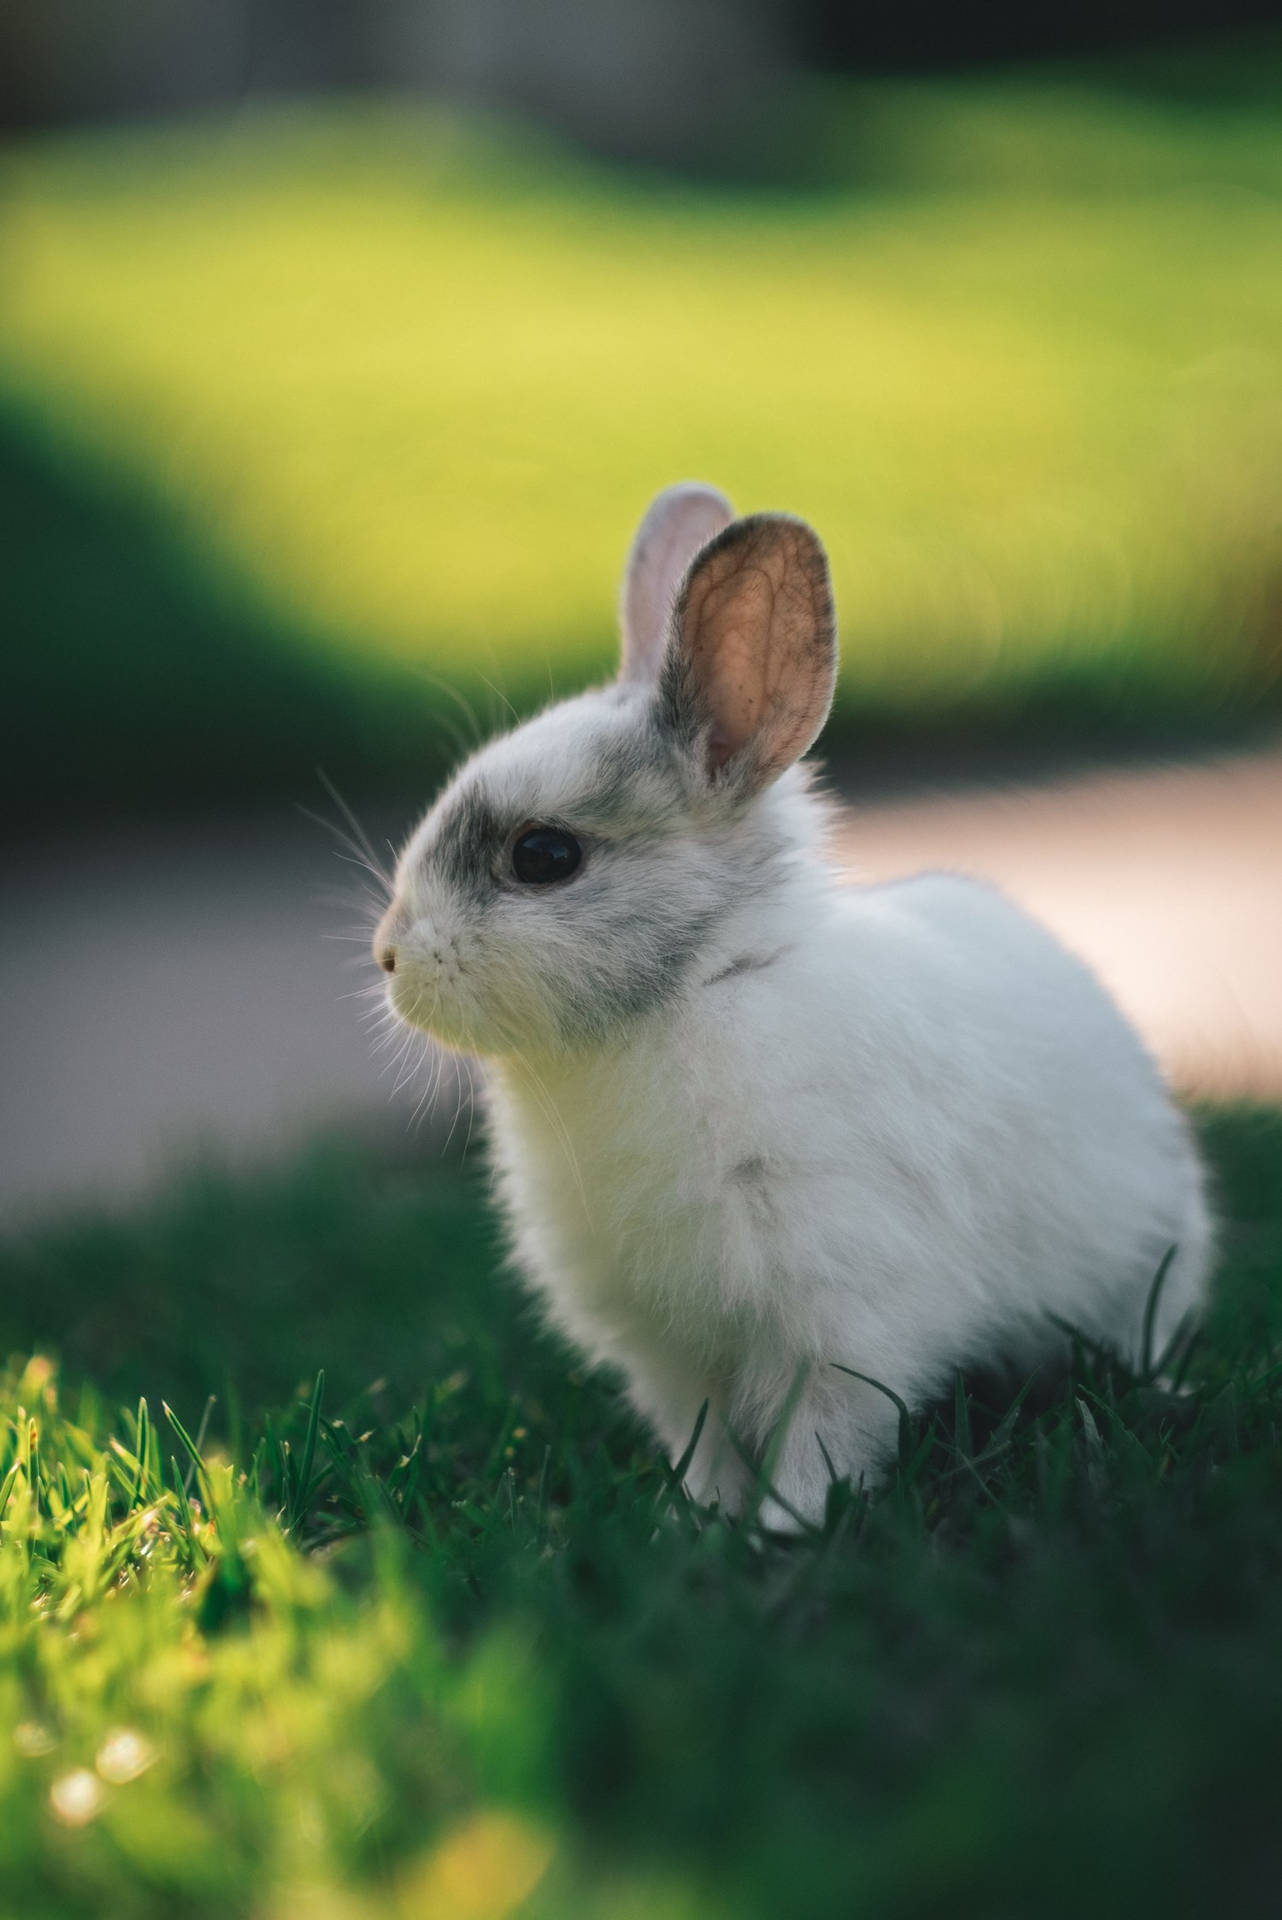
[487, 864, 1210, 1501]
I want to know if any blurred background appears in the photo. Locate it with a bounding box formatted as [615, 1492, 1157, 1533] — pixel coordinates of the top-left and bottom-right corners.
[3, 0, 1281, 1217]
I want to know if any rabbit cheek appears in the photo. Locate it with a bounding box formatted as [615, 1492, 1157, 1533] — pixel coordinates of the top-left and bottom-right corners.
[461, 942, 573, 1056]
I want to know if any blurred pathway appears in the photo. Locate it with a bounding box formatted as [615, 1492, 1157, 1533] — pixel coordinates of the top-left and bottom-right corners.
[833, 749, 1282, 1104]
[1, 747, 1279, 1222]
[0, 810, 467, 1226]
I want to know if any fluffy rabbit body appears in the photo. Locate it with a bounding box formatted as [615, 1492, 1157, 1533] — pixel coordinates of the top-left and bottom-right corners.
[376, 484, 1211, 1525]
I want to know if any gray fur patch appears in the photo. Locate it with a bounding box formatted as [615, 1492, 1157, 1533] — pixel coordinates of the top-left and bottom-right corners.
[729, 1155, 768, 1188]
[551, 893, 725, 1044]
[569, 730, 682, 834]
[432, 786, 505, 897]
[703, 947, 791, 988]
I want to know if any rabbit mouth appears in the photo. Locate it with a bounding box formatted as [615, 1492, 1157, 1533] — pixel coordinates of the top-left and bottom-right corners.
[386, 946, 523, 1057]
[386, 949, 461, 1036]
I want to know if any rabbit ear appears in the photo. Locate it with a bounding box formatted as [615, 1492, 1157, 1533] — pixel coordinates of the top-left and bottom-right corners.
[662, 513, 836, 789]
[620, 482, 735, 685]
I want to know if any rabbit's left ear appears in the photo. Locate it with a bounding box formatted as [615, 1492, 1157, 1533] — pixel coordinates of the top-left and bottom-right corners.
[619, 482, 735, 684]
[661, 512, 837, 790]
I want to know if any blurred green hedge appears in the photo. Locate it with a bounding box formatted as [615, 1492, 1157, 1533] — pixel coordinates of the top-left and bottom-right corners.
[5, 48, 1282, 829]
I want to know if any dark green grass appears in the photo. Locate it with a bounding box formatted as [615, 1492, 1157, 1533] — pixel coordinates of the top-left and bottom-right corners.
[0, 1108, 1280, 1917]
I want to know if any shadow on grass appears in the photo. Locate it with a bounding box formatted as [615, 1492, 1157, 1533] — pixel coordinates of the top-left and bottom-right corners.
[1, 395, 452, 838]
[6, 393, 1282, 845]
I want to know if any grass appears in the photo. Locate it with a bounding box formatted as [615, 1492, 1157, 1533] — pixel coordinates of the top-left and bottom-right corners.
[5, 40, 1282, 830]
[0, 1106, 1280, 1917]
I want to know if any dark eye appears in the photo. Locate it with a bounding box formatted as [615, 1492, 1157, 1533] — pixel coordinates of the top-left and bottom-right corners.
[511, 825, 583, 885]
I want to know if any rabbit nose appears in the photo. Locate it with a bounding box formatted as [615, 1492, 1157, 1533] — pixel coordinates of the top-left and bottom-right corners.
[373, 902, 402, 974]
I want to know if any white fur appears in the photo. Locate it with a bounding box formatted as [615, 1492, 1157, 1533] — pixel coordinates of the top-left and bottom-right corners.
[376, 486, 1212, 1528]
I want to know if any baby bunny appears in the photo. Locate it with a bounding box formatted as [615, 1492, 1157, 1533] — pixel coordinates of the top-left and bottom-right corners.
[374, 483, 1212, 1527]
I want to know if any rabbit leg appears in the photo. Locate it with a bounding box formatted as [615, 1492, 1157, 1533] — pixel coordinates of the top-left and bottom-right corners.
[754, 1364, 901, 1532]
[679, 1412, 755, 1516]
[623, 1358, 754, 1515]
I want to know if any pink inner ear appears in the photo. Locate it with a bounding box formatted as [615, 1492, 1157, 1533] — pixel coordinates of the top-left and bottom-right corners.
[707, 726, 736, 768]
[678, 516, 836, 786]
[701, 584, 773, 767]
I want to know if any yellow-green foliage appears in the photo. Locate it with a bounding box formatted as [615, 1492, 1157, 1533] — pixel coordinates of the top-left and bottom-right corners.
[3, 63, 1282, 711]
[0, 1357, 564, 1918]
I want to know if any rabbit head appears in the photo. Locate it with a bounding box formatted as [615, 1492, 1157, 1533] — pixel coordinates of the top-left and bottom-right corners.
[374, 484, 837, 1058]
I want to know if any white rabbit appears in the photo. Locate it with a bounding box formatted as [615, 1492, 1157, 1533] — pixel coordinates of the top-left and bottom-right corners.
[374, 483, 1212, 1527]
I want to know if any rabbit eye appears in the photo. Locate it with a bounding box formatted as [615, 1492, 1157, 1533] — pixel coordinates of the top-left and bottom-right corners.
[511, 826, 582, 886]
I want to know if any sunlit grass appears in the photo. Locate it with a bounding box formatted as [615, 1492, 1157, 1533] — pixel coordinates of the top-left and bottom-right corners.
[0, 1357, 563, 1917]
[0, 1108, 1281, 1915]
[3, 53, 1282, 723]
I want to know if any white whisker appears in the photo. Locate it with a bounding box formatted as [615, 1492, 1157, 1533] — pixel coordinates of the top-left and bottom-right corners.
[313, 770, 396, 891]
[401, 666, 488, 754]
